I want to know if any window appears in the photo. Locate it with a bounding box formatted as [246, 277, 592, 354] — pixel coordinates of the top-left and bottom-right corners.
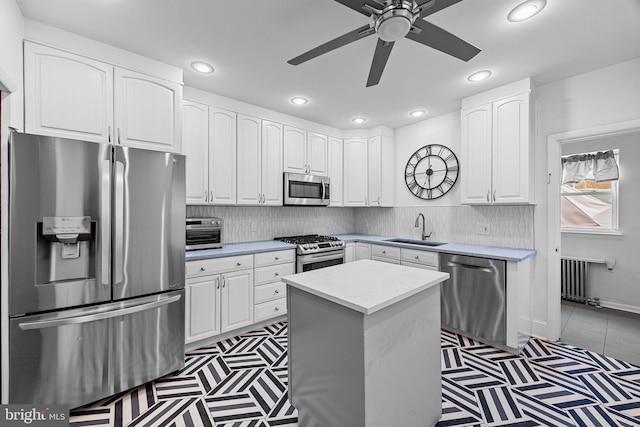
[560, 150, 619, 233]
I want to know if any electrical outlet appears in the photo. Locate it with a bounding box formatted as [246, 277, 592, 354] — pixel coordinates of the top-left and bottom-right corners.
[250, 222, 257, 232]
[477, 223, 490, 235]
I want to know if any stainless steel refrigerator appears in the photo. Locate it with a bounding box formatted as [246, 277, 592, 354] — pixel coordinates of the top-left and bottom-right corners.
[7, 131, 186, 407]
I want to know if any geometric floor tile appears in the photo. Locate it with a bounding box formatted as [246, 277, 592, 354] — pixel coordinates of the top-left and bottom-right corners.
[69, 323, 640, 427]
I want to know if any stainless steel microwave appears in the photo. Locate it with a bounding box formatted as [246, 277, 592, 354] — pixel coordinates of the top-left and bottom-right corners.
[186, 217, 223, 250]
[283, 172, 330, 206]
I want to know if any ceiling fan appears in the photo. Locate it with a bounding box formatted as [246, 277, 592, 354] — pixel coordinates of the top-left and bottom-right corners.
[288, 0, 481, 87]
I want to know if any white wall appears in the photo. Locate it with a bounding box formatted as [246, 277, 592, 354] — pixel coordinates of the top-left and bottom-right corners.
[533, 57, 640, 339]
[394, 111, 461, 207]
[561, 130, 640, 313]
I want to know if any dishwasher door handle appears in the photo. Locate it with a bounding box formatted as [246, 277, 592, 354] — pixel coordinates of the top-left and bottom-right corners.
[445, 261, 494, 274]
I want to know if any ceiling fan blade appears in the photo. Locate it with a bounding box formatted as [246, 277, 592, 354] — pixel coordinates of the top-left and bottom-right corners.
[288, 24, 374, 65]
[418, 0, 464, 18]
[366, 39, 395, 87]
[406, 20, 480, 61]
[334, 0, 383, 17]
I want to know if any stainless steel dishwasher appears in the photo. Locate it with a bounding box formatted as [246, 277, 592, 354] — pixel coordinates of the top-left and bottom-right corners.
[439, 253, 506, 345]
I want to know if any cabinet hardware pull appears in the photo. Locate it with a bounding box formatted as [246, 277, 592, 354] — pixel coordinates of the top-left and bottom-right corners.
[382, 251, 386, 254]
[108, 126, 111, 143]
[200, 267, 206, 271]
[274, 272, 279, 276]
[236, 262, 241, 266]
[204, 191, 208, 202]
[275, 307, 279, 311]
[493, 190, 496, 202]
[275, 257, 279, 260]
[216, 278, 220, 289]
[415, 256, 419, 260]
[377, 196, 381, 204]
[275, 290, 279, 294]
[222, 279, 226, 288]
[210, 191, 214, 202]
[486, 191, 490, 202]
[117, 128, 121, 144]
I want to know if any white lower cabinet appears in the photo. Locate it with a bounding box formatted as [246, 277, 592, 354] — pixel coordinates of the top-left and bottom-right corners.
[185, 255, 254, 344]
[355, 243, 372, 260]
[371, 244, 401, 264]
[254, 250, 295, 322]
[400, 249, 439, 271]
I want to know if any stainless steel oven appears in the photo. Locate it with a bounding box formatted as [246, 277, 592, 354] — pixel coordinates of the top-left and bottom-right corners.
[274, 235, 345, 272]
[284, 172, 330, 206]
[186, 217, 223, 250]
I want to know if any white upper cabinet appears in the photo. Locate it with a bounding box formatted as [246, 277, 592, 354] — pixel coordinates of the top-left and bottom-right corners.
[237, 116, 283, 206]
[113, 68, 182, 152]
[328, 137, 343, 206]
[24, 41, 182, 153]
[283, 126, 328, 176]
[24, 42, 114, 143]
[460, 79, 534, 205]
[183, 101, 209, 204]
[261, 120, 284, 205]
[343, 138, 368, 206]
[209, 107, 237, 204]
[343, 135, 394, 207]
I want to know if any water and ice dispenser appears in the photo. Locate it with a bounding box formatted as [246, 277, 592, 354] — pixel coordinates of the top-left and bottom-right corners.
[36, 216, 96, 286]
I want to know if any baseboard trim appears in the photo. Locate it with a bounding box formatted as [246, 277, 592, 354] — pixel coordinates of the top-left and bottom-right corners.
[599, 300, 640, 315]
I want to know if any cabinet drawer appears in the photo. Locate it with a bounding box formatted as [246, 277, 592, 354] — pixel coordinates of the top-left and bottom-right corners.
[401, 260, 439, 271]
[254, 281, 286, 304]
[372, 256, 401, 265]
[254, 298, 287, 322]
[400, 249, 439, 268]
[254, 249, 296, 267]
[255, 263, 295, 285]
[186, 254, 254, 277]
[371, 244, 400, 260]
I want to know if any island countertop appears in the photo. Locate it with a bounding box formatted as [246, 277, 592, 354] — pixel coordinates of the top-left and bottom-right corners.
[282, 259, 449, 315]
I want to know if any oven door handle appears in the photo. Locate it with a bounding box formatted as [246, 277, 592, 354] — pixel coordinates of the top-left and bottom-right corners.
[299, 251, 345, 262]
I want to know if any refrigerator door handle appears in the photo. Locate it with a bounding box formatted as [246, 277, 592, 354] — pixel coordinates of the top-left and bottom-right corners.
[114, 160, 125, 284]
[18, 293, 182, 330]
[101, 159, 111, 286]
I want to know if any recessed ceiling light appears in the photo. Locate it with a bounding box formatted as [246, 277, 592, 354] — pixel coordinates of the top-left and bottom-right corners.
[191, 61, 214, 74]
[467, 70, 492, 82]
[409, 110, 426, 118]
[507, 0, 547, 22]
[352, 117, 367, 124]
[291, 97, 309, 105]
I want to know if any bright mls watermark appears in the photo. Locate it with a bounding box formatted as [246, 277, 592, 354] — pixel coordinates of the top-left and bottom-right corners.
[1, 405, 68, 426]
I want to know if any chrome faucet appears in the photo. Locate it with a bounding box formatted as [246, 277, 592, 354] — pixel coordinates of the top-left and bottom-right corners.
[415, 213, 432, 240]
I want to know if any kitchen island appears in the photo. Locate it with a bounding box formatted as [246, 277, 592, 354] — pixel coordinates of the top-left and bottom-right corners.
[283, 260, 449, 427]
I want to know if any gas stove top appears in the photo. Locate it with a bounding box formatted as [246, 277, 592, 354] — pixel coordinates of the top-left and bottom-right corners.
[274, 234, 345, 255]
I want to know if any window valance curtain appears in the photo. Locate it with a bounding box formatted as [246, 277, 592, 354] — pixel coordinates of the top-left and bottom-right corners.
[561, 150, 619, 184]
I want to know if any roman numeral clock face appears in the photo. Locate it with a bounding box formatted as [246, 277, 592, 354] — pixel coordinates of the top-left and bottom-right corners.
[405, 144, 459, 200]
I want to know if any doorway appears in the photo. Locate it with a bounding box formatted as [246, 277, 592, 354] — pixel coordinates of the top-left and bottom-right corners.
[547, 119, 640, 360]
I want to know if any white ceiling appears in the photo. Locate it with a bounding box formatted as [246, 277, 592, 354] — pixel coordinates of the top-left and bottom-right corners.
[16, 0, 640, 130]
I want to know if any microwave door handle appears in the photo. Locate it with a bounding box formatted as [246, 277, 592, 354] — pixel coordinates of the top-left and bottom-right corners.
[18, 293, 182, 330]
[321, 179, 326, 200]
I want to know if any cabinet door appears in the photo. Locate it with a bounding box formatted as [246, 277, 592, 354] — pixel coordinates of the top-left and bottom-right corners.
[283, 126, 307, 174]
[492, 93, 532, 204]
[24, 42, 113, 143]
[345, 243, 355, 263]
[343, 139, 368, 206]
[236, 114, 262, 205]
[185, 275, 220, 343]
[221, 270, 254, 333]
[209, 107, 237, 204]
[328, 137, 343, 206]
[262, 120, 284, 205]
[355, 243, 371, 260]
[307, 132, 328, 176]
[460, 105, 493, 204]
[114, 68, 182, 153]
[367, 136, 382, 206]
[183, 101, 209, 204]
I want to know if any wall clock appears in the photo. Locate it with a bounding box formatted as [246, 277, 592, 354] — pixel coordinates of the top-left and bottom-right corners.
[405, 144, 459, 200]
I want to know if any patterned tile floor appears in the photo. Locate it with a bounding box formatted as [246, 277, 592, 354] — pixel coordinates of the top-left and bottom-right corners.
[70, 322, 640, 426]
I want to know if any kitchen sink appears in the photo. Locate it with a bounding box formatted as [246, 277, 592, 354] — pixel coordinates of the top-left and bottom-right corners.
[384, 238, 446, 247]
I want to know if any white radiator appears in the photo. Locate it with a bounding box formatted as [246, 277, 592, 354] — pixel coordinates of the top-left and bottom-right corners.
[561, 257, 606, 305]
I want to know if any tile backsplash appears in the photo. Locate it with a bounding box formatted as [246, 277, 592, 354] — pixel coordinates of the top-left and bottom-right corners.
[187, 205, 534, 249]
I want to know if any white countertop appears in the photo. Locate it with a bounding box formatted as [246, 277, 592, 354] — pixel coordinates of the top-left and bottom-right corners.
[282, 259, 449, 315]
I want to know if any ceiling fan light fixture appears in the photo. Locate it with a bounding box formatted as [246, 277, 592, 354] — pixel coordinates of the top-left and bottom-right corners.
[352, 117, 367, 124]
[467, 70, 492, 82]
[190, 61, 214, 74]
[290, 97, 309, 105]
[409, 109, 426, 118]
[507, 0, 547, 22]
[375, 5, 416, 42]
